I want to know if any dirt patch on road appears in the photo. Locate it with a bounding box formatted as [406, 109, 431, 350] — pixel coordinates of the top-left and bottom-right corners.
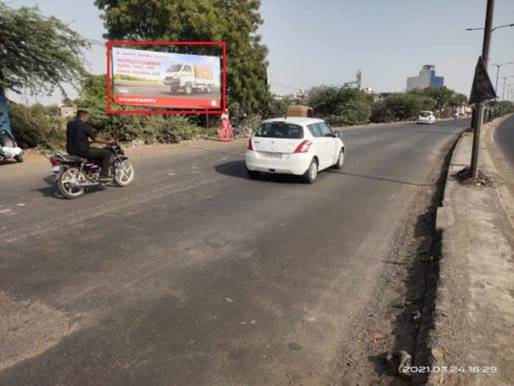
[0, 291, 84, 372]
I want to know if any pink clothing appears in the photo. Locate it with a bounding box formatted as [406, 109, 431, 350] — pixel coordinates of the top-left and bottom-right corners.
[219, 117, 233, 141]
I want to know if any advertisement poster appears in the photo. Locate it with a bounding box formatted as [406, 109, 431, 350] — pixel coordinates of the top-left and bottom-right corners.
[0, 88, 11, 133]
[112, 47, 221, 109]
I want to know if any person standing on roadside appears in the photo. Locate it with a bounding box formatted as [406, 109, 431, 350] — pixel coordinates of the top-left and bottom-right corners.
[219, 110, 233, 141]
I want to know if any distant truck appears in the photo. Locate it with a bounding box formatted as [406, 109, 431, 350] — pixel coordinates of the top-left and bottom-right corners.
[163, 64, 216, 95]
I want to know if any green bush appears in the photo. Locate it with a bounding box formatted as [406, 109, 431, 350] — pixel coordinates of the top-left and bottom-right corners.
[6, 74, 216, 149]
[72, 74, 213, 145]
[8, 101, 65, 149]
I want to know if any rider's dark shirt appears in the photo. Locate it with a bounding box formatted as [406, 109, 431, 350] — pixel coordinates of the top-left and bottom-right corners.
[66, 120, 96, 155]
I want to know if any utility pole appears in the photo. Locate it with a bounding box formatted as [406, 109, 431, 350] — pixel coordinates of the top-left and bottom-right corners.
[470, 0, 495, 180]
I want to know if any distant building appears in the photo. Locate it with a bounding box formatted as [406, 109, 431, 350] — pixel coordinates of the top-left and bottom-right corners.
[273, 91, 306, 104]
[406, 65, 444, 91]
[356, 70, 362, 89]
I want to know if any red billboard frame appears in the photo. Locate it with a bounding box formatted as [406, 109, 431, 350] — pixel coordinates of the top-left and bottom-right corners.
[106, 41, 226, 115]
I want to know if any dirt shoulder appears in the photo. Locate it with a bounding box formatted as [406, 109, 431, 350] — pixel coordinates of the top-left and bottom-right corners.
[428, 117, 514, 385]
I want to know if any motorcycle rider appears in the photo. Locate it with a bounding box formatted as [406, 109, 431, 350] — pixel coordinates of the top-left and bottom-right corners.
[66, 110, 116, 182]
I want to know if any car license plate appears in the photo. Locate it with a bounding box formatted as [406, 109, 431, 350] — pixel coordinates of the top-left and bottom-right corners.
[262, 152, 282, 159]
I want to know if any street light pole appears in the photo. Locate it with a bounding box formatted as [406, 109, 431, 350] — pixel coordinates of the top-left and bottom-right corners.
[501, 76, 514, 100]
[493, 63, 514, 98]
[470, 0, 495, 180]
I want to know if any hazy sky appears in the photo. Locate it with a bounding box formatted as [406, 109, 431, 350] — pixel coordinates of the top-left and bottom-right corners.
[7, 0, 514, 105]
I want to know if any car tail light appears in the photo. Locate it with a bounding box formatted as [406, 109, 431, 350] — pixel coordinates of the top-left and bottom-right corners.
[50, 158, 60, 167]
[293, 140, 312, 153]
[247, 138, 254, 151]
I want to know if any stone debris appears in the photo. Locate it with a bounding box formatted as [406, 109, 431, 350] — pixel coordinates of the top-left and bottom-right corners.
[386, 350, 412, 377]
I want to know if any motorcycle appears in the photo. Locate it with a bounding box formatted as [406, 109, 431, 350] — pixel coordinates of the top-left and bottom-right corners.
[49, 144, 135, 199]
[0, 129, 23, 163]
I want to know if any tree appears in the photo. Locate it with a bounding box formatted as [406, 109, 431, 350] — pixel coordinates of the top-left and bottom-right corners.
[371, 93, 434, 122]
[95, 0, 270, 117]
[62, 97, 75, 107]
[410, 87, 467, 117]
[306, 86, 373, 125]
[0, 1, 91, 96]
[267, 96, 293, 118]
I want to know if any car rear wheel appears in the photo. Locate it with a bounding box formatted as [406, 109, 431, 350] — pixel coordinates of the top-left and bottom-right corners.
[303, 159, 318, 184]
[333, 149, 344, 169]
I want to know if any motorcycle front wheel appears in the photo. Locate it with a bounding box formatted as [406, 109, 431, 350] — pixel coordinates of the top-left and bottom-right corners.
[113, 160, 135, 187]
[58, 167, 86, 199]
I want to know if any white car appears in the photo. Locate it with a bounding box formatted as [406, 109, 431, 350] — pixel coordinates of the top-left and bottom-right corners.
[416, 111, 436, 124]
[245, 118, 345, 183]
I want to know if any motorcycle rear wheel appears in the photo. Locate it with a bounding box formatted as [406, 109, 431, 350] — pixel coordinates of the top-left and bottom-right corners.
[58, 167, 86, 199]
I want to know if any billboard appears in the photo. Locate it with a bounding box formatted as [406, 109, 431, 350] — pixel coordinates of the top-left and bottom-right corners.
[110, 44, 223, 112]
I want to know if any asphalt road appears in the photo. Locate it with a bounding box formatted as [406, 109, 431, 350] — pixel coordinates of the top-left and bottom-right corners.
[115, 80, 220, 99]
[494, 114, 514, 167]
[0, 119, 467, 385]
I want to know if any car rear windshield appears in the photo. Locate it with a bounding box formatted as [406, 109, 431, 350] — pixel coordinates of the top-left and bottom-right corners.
[420, 112, 431, 117]
[255, 123, 303, 139]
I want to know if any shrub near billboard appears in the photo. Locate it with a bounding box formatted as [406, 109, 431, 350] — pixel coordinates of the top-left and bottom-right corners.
[112, 47, 222, 110]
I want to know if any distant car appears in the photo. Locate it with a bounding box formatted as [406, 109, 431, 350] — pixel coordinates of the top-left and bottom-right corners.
[417, 111, 436, 125]
[245, 118, 345, 183]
